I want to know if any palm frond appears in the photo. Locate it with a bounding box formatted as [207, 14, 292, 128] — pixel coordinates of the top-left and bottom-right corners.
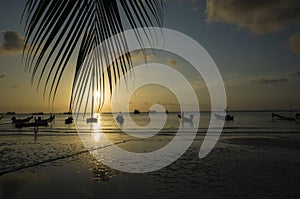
[23, 0, 164, 114]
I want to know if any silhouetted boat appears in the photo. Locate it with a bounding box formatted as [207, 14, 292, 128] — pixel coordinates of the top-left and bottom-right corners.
[166, 110, 169, 114]
[11, 116, 33, 124]
[46, 115, 55, 122]
[15, 121, 48, 128]
[35, 115, 55, 123]
[272, 113, 295, 121]
[116, 115, 124, 125]
[133, 109, 141, 114]
[215, 107, 234, 121]
[65, 116, 73, 124]
[178, 113, 193, 123]
[87, 117, 98, 123]
[6, 112, 15, 115]
[215, 113, 234, 121]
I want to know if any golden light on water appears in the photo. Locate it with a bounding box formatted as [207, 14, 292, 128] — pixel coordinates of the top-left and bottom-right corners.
[91, 113, 102, 142]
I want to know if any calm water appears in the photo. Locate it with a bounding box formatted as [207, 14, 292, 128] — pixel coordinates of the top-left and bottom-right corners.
[0, 111, 299, 135]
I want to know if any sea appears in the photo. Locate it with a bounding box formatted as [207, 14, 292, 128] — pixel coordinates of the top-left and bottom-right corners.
[0, 111, 299, 135]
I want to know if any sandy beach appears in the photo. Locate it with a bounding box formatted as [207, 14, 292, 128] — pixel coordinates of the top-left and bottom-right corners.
[1, 131, 300, 199]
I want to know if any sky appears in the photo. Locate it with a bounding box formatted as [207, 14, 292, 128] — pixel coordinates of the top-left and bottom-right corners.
[0, 0, 300, 113]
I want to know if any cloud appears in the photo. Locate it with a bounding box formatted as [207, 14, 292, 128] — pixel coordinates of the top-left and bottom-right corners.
[0, 74, 6, 79]
[206, 0, 300, 34]
[251, 78, 288, 84]
[289, 33, 300, 54]
[0, 30, 24, 55]
[166, 59, 177, 67]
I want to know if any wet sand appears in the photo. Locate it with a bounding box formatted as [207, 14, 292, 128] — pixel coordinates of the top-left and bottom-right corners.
[1, 133, 300, 199]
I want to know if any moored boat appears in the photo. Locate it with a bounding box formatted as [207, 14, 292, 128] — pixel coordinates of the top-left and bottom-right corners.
[178, 113, 193, 123]
[215, 113, 234, 121]
[86, 117, 98, 123]
[133, 109, 141, 114]
[15, 121, 48, 128]
[116, 114, 124, 125]
[272, 113, 295, 121]
[11, 116, 33, 124]
[34, 115, 55, 123]
[65, 116, 73, 124]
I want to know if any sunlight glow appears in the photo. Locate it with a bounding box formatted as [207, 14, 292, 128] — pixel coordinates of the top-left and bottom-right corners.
[89, 114, 102, 142]
[95, 91, 100, 99]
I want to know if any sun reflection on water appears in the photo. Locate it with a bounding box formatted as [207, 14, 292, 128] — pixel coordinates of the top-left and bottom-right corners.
[91, 113, 102, 142]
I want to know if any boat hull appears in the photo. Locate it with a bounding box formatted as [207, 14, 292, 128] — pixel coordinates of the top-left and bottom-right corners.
[15, 121, 48, 128]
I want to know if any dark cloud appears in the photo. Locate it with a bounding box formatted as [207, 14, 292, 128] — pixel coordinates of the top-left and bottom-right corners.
[289, 33, 300, 54]
[0, 74, 6, 79]
[0, 30, 24, 55]
[251, 78, 288, 84]
[206, 0, 300, 34]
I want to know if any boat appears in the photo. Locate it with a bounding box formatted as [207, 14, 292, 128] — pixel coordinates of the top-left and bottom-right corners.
[15, 121, 48, 128]
[133, 109, 141, 114]
[116, 115, 124, 125]
[11, 116, 33, 124]
[6, 112, 16, 115]
[178, 113, 193, 123]
[272, 113, 295, 121]
[215, 113, 234, 121]
[215, 107, 234, 121]
[86, 117, 98, 123]
[166, 110, 169, 114]
[45, 114, 55, 122]
[34, 115, 55, 123]
[65, 116, 73, 124]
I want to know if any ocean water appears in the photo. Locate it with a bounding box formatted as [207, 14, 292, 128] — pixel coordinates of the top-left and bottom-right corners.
[0, 111, 299, 135]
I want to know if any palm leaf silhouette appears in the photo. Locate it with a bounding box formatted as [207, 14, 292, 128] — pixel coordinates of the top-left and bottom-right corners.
[23, 0, 164, 115]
